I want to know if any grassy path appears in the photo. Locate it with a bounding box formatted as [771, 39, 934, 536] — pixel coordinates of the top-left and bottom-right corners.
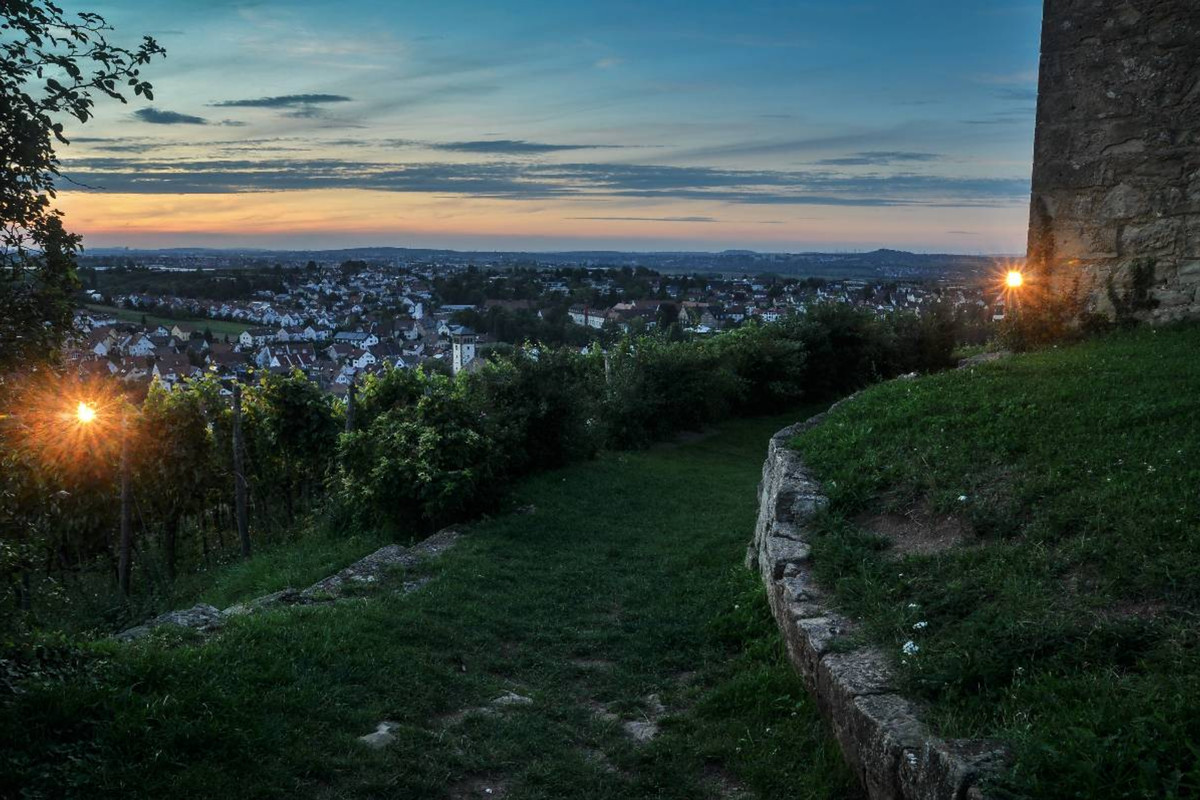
[4, 413, 857, 799]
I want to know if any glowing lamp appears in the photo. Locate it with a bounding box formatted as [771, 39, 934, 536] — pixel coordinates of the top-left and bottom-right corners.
[76, 402, 97, 424]
[1005, 270, 1024, 289]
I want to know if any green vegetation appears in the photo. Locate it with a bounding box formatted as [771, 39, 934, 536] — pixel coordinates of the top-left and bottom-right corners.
[83, 303, 250, 336]
[793, 324, 1200, 799]
[4, 303, 956, 620]
[1, 414, 858, 800]
[0, 1, 164, 371]
[81, 266, 290, 303]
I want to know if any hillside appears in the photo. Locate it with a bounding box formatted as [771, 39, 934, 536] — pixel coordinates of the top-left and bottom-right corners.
[1, 415, 857, 800]
[81, 246, 1003, 281]
[791, 324, 1200, 798]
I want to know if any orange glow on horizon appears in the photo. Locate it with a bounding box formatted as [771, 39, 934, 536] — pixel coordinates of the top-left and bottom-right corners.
[1006, 270, 1024, 289]
[54, 188, 1031, 251]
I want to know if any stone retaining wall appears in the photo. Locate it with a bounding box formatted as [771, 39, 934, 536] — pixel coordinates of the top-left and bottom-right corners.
[746, 415, 1008, 800]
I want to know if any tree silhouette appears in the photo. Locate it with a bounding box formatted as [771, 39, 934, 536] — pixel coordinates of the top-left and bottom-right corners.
[1, 1, 165, 371]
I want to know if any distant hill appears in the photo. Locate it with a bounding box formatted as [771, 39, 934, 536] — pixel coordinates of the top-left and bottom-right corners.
[84, 246, 1015, 282]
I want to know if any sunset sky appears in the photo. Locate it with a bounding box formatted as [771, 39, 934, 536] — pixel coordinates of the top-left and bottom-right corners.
[57, 0, 1043, 253]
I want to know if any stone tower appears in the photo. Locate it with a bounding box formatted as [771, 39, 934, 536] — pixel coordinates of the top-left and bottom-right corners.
[451, 330, 476, 375]
[1028, 0, 1200, 321]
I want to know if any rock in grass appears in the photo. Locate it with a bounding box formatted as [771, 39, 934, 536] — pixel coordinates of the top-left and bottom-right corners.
[490, 691, 533, 707]
[115, 604, 226, 641]
[622, 720, 659, 743]
[358, 721, 400, 749]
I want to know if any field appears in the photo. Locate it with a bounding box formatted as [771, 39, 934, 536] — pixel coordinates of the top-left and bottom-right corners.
[1, 413, 857, 799]
[83, 303, 251, 337]
[793, 324, 1200, 799]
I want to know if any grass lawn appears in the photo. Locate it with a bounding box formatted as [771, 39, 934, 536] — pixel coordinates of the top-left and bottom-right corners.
[793, 324, 1200, 799]
[1, 413, 857, 800]
[83, 303, 250, 337]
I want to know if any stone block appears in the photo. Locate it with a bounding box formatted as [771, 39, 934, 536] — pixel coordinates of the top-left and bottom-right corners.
[1177, 261, 1200, 284]
[1120, 218, 1183, 255]
[763, 535, 811, 580]
[836, 693, 930, 800]
[1096, 182, 1144, 220]
[899, 738, 1012, 800]
[1184, 216, 1200, 257]
[817, 648, 897, 709]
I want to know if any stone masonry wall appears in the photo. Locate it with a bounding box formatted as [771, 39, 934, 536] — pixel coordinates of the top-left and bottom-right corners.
[747, 414, 1008, 800]
[1028, 0, 1200, 321]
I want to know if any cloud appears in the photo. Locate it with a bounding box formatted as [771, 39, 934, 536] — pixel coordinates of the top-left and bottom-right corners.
[973, 70, 1039, 85]
[430, 140, 622, 155]
[211, 94, 353, 108]
[134, 108, 208, 125]
[568, 216, 718, 223]
[994, 87, 1038, 102]
[282, 106, 331, 119]
[72, 139, 162, 153]
[594, 57, 623, 69]
[814, 151, 941, 166]
[961, 107, 1036, 125]
[57, 155, 1031, 208]
[670, 125, 928, 161]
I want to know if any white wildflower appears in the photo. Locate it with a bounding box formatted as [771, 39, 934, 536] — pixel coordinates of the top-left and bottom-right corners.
[913, 621, 928, 630]
[957, 495, 968, 502]
[902, 640, 920, 656]
[906, 603, 919, 609]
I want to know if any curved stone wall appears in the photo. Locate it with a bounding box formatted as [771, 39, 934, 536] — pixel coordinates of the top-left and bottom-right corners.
[747, 415, 1007, 800]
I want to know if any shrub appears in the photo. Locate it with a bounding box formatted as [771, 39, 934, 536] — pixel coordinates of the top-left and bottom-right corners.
[711, 323, 809, 416]
[466, 346, 604, 476]
[998, 274, 1088, 352]
[336, 372, 502, 532]
[601, 336, 737, 448]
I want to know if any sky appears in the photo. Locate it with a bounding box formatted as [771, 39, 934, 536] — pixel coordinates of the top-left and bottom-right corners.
[52, 0, 1044, 253]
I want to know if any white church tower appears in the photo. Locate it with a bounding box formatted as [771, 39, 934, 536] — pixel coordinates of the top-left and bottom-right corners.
[451, 330, 477, 375]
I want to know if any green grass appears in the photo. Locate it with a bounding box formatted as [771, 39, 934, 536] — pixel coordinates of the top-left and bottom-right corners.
[83, 303, 250, 337]
[1, 413, 857, 800]
[13, 527, 395, 639]
[792, 324, 1200, 799]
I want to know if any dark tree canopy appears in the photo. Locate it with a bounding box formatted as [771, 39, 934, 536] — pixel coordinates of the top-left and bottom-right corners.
[0, 0, 164, 371]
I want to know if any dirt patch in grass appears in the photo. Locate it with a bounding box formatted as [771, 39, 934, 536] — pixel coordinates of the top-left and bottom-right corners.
[581, 746, 622, 775]
[448, 775, 509, 799]
[854, 499, 974, 557]
[702, 764, 752, 799]
[1102, 598, 1170, 623]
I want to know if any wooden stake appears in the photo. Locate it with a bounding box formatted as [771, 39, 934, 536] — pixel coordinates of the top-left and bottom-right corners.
[232, 383, 251, 559]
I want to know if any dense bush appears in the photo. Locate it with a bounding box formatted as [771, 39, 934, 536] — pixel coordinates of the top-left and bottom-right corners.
[241, 371, 339, 528]
[468, 346, 604, 475]
[713, 323, 808, 416]
[337, 371, 503, 532]
[602, 336, 736, 448]
[336, 305, 957, 527]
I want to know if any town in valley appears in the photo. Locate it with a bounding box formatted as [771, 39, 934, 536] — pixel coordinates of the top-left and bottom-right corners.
[70, 247, 1009, 394]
